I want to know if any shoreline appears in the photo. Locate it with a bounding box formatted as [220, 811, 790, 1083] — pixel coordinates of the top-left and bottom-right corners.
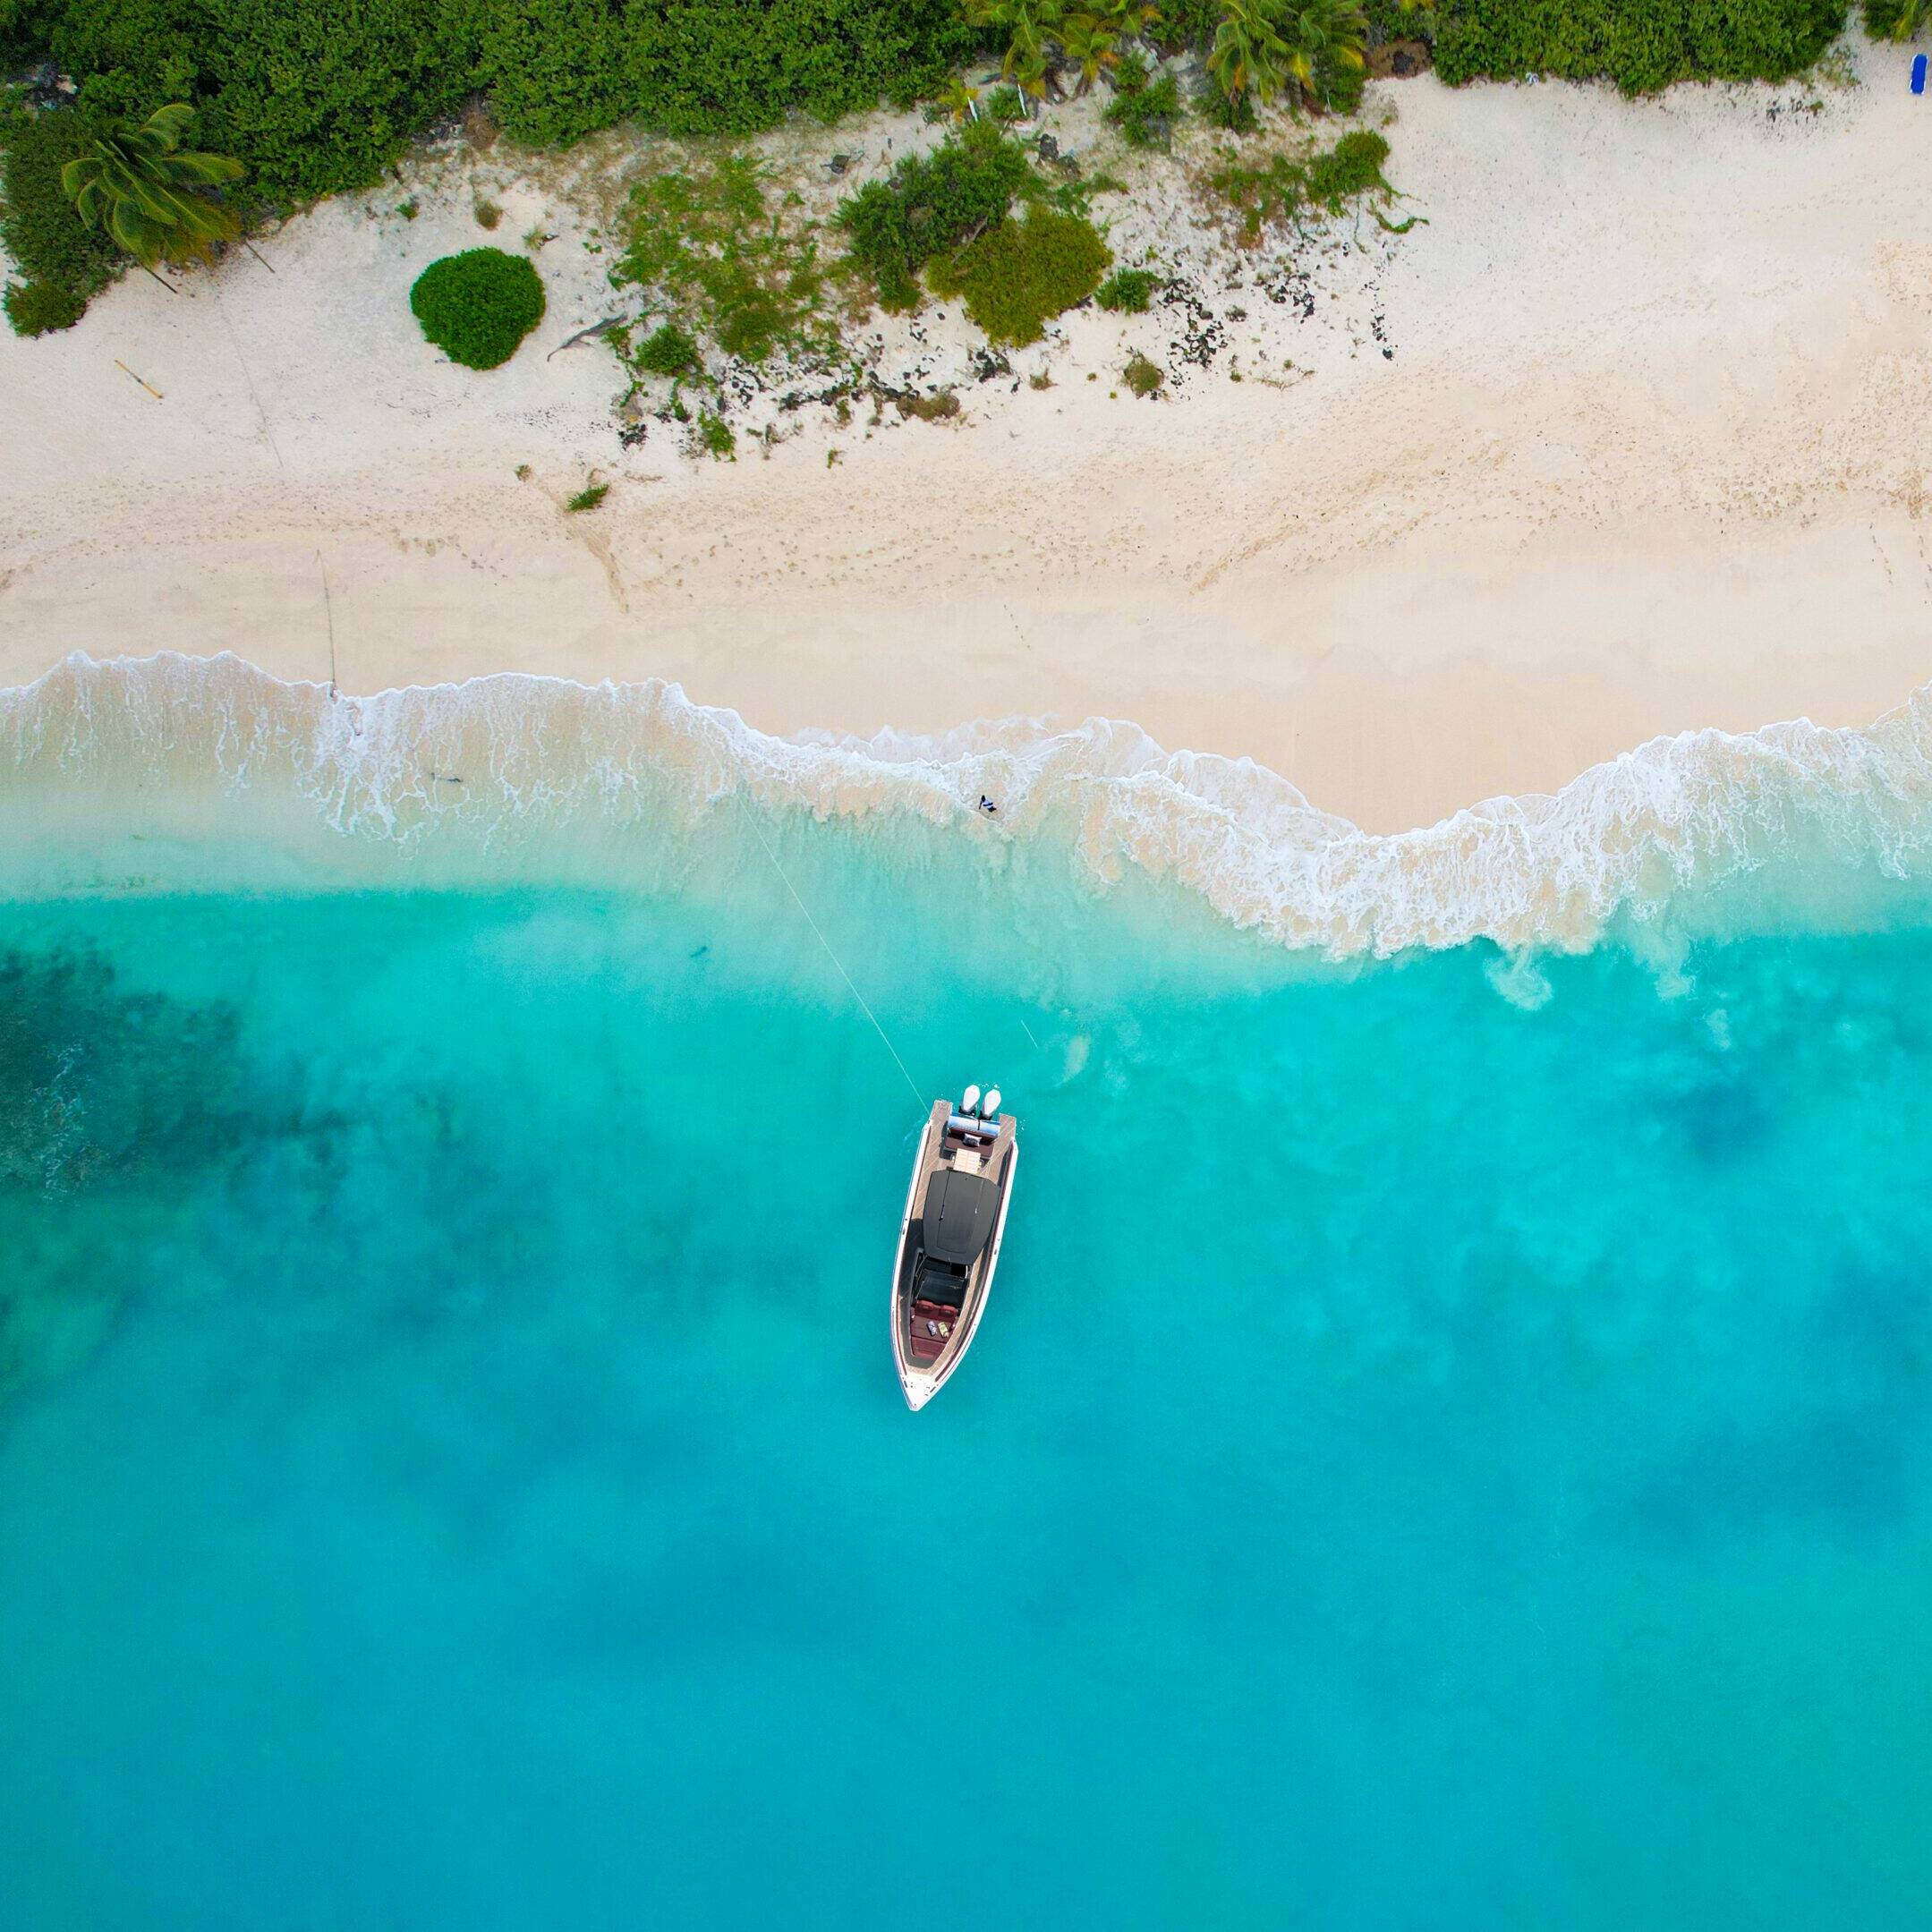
[6, 501, 1928, 836]
[4, 66, 1932, 835]
[5, 651, 1931, 960]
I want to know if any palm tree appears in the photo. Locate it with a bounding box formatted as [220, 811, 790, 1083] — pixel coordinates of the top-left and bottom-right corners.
[1060, 13, 1123, 95]
[967, 0, 1073, 108]
[1208, 0, 1366, 114]
[61, 104, 245, 270]
[1207, 0, 1292, 107]
[1276, 0, 1367, 111]
[940, 76, 983, 123]
[1008, 20, 1056, 107]
[1886, 0, 1929, 38]
[1097, 0, 1164, 47]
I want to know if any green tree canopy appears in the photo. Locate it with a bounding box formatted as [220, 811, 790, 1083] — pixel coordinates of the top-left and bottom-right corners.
[60, 103, 243, 268]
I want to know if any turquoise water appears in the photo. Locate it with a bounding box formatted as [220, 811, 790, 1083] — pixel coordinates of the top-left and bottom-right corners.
[4, 795, 1932, 1928]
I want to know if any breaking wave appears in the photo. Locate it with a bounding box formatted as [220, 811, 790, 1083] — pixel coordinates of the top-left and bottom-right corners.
[4, 651, 1932, 955]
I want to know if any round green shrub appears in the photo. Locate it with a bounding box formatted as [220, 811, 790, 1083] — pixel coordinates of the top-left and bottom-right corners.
[4, 280, 89, 338]
[1096, 268, 1159, 314]
[408, 248, 545, 370]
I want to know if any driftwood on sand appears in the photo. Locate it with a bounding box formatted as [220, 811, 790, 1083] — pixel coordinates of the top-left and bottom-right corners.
[547, 315, 632, 361]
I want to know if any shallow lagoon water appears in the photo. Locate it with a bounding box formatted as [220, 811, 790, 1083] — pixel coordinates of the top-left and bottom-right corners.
[4, 767, 1932, 1926]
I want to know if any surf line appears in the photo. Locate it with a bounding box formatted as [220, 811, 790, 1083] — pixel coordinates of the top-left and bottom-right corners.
[739, 796, 925, 1107]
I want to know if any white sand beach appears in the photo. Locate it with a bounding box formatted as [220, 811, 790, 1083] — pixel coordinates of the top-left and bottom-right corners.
[4, 47, 1931, 834]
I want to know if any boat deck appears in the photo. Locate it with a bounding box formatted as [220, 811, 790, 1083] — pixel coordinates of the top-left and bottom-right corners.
[893, 1099, 1017, 1404]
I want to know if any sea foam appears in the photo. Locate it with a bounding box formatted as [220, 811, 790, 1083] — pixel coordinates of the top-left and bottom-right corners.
[4, 651, 1931, 955]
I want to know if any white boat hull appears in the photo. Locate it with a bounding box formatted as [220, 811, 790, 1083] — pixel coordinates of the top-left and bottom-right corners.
[891, 1103, 1017, 1410]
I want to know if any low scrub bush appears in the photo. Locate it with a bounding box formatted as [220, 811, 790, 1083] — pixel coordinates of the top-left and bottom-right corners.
[4, 278, 87, 335]
[565, 481, 609, 511]
[1212, 128, 1394, 242]
[837, 122, 1033, 311]
[409, 247, 545, 369]
[895, 387, 961, 420]
[926, 203, 1111, 346]
[1122, 350, 1164, 396]
[613, 156, 830, 365]
[1104, 59, 1183, 149]
[489, 0, 985, 145]
[634, 320, 700, 375]
[1430, 0, 1847, 92]
[1362, 0, 1424, 41]
[1155, 0, 1224, 51]
[1095, 266, 1158, 312]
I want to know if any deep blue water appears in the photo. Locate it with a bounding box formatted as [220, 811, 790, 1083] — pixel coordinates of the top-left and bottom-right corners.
[3, 817, 1930, 1929]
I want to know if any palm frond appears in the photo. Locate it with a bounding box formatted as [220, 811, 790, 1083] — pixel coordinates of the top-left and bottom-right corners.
[166, 150, 247, 186]
[140, 103, 198, 149]
[57, 104, 246, 271]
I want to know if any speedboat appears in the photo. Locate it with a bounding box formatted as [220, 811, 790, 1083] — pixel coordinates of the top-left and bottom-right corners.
[890, 1085, 1017, 1411]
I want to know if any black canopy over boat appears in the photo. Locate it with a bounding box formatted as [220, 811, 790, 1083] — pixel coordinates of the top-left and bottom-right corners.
[890, 1094, 1018, 1410]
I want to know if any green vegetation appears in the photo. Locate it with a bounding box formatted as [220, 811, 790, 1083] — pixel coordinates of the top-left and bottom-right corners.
[965, 0, 1368, 116]
[60, 102, 243, 268]
[408, 247, 545, 370]
[0, 102, 125, 319]
[3, 98, 242, 328]
[635, 320, 701, 376]
[481, 0, 985, 146]
[564, 481, 609, 511]
[926, 201, 1111, 343]
[0, 2, 986, 213]
[896, 387, 963, 419]
[0, 0, 1881, 318]
[961, 0, 1861, 113]
[27, 0, 479, 206]
[1424, 0, 1848, 92]
[612, 155, 830, 364]
[4, 277, 86, 334]
[1207, 0, 1368, 112]
[1211, 126, 1393, 241]
[966, 1, 1173, 105]
[1103, 53, 1183, 145]
[1096, 265, 1158, 310]
[1866, 0, 1928, 36]
[473, 198, 502, 230]
[696, 410, 737, 458]
[1122, 348, 1163, 394]
[837, 123, 1034, 311]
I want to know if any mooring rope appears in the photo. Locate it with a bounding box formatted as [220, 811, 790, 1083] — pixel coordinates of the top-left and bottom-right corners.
[743, 799, 925, 1108]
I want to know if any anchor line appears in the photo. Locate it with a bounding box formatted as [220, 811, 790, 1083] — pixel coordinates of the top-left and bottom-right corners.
[742, 798, 925, 1108]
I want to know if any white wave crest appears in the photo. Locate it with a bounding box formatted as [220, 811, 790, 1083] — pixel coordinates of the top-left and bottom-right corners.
[4, 651, 1931, 955]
